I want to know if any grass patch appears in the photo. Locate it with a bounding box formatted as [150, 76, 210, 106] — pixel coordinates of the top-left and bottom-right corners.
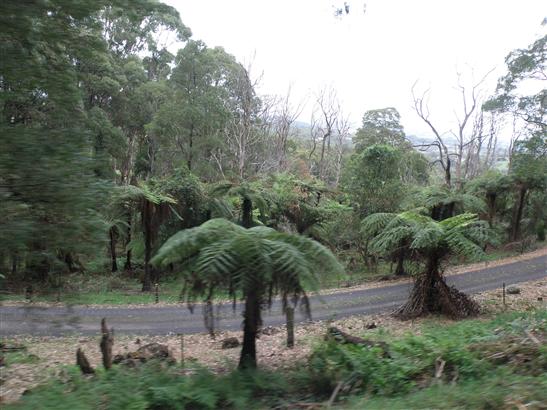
[1, 350, 40, 366]
[0, 245, 542, 305]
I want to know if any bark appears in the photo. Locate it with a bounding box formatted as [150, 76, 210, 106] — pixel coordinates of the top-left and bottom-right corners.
[239, 289, 261, 369]
[142, 202, 152, 292]
[394, 248, 406, 276]
[510, 186, 527, 241]
[326, 327, 389, 355]
[241, 197, 253, 229]
[124, 211, 132, 271]
[394, 253, 479, 319]
[11, 253, 17, 275]
[109, 227, 118, 273]
[100, 318, 113, 370]
[76, 348, 95, 375]
[187, 123, 194, 171]
[486, 193, 497, 228]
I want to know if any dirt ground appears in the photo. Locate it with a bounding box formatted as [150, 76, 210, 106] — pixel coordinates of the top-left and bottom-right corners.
[1, 277, 545, 405]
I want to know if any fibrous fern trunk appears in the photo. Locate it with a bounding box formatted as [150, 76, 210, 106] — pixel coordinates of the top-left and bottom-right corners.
[241, 197, 253, 229]
[142, 201, 152, 292]
[394, 255, 479, 319]
[109, 227, 118, 273]
[394, 248, 406, 276]
[239, 288, 261, 369]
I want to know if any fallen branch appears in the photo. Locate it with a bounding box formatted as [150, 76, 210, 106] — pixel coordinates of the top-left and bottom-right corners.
[326, 327, 390, 356]
[326, 380, 344, 408]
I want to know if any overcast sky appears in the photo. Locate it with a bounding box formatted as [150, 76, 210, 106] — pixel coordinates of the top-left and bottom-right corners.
[165, 0, 545, 137]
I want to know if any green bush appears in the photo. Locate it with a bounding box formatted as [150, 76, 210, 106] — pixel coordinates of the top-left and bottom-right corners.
[5, 362, 287, 410]
[308, 311, 546, 398]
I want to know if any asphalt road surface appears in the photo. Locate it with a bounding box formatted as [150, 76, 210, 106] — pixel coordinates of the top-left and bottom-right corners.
[1, 255, 545, 336]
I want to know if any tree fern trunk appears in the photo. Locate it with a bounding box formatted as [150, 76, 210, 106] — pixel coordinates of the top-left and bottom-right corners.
[394, 253, 479, 319]
[124, 211, 132, 272]
[242, 197, 253, 229]
[486, 193, 496, 228]
[510, 186, 527, 241]
[142, 202, 152, 292]
[109, 227, 118, 273]
[239, 288, 261, 369]
[394, 248, 405, 276]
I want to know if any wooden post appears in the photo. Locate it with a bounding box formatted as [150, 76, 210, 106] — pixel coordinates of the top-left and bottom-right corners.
[502, 282, 506, 309]
[286, 307, 295, 348]
[100, 318, 113, 370]
[155, 283, 159, 304]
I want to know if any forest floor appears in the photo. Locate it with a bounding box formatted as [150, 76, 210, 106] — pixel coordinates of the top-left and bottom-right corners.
[1, 275, 545, 405]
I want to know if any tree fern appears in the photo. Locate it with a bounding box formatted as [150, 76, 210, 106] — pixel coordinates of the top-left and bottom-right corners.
[362, 211, 493, 319]
[152, 218, 343, 368]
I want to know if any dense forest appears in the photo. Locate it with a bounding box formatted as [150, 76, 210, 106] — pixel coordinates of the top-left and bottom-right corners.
[2, 0, 544, 284]
[0, 1, 546, 408]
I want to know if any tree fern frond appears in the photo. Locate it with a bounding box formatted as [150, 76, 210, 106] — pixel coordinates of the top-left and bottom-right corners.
[360, 213, 396, 237]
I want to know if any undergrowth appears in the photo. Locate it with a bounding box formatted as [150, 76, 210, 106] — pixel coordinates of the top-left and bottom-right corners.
[4, 310, 546, 409]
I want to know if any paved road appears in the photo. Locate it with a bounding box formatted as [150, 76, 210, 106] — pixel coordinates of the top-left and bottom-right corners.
[1, 255, 545, 336]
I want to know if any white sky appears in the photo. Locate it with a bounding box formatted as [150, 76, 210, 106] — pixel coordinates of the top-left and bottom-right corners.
[165, 0, 546, 137]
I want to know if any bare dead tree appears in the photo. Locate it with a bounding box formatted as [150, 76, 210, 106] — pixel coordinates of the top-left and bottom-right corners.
[450, 69, 494, 186]
[411, 70, 494, 187]
[333, 109, 351, 187]
[272, 87, 305, 171]
[309, 87, 340, 181]
[411, 83, 453, 187]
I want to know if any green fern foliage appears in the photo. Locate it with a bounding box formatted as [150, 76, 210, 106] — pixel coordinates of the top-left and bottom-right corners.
[152, 218, 343, 312]
[362, 211, 492, 267]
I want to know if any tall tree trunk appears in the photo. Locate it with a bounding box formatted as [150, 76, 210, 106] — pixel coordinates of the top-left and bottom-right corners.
[510, 186, 527, 241]
[486, 193, 497, 228]
[11, 253, 17, 275]
[241, 197, 253, 229]
[109, 227, 118, 273]
[239, 288, 261, 369]
[187, 123, 194, 171]
[445, 157, 452, 187]
[124, 211, 132, 271]
[142, 202, 152, 292]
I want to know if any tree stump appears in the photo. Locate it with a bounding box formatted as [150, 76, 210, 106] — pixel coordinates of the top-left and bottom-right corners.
[100, 318, 114, 370]
[76, 348, 95, 375]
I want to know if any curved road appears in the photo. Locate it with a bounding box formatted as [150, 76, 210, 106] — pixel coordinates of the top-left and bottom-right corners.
[1, 255, 545, 336]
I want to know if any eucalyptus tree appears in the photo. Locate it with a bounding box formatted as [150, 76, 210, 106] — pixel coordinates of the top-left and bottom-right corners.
[152, 218, 343, 368]
[343, 145, 406, 217]
[1, 0, 120, 278]
[362, 212, 490, 319]
[507, 135, 547, 241]
[353, 107, 410, 151]
[484, 32, 546, 134]
[147, 41, 238, 176]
